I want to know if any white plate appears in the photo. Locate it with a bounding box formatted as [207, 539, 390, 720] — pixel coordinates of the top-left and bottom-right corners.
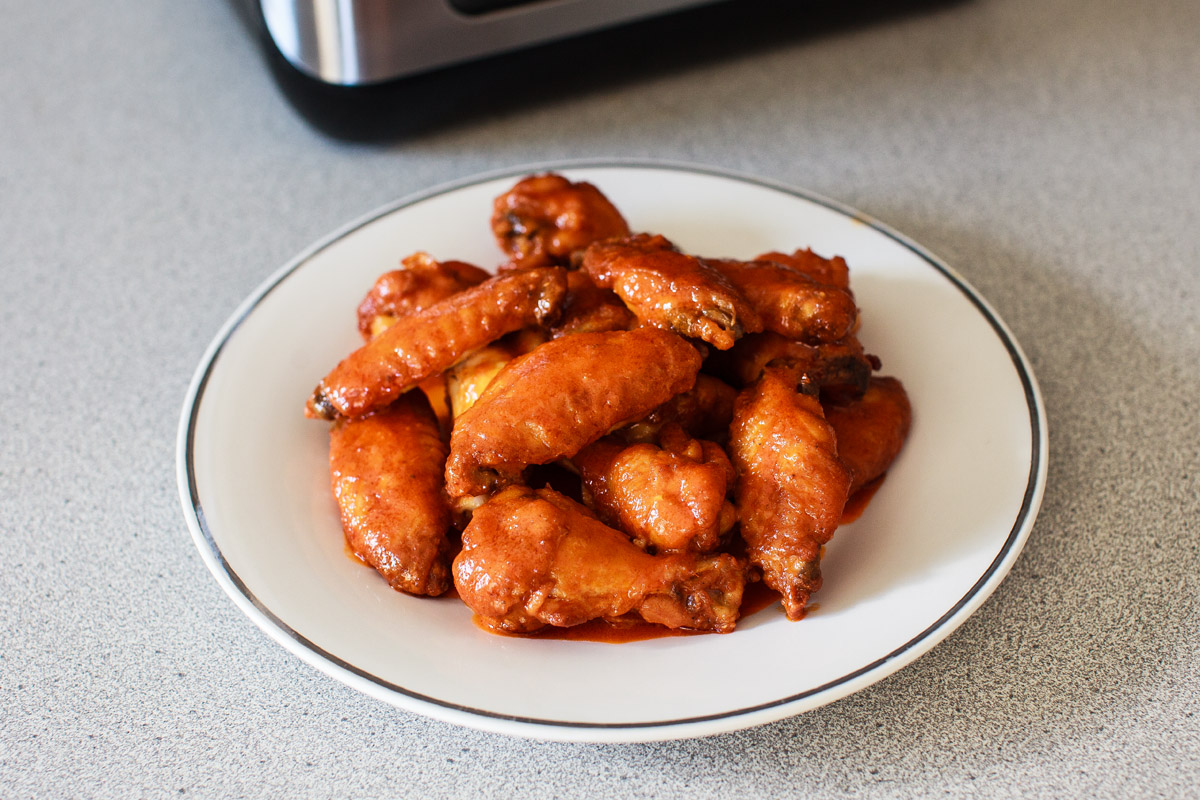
[177, 161, 1046, 742]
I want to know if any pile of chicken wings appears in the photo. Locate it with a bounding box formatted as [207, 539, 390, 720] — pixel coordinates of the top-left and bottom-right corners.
[308, 173, 911, 635]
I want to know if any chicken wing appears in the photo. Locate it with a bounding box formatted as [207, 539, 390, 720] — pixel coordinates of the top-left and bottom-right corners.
[729, 366, 851, 620]
[491, 173, 631, 268]
[575, 426, 736, 553]
[306, 267, 567, 420]
[706, 331, 876, 394]
[445, 327, 702, 503]
[329, 391, 454, 596]
[824, 376, 912, 494]
[755, 248, 851, 290]
[580, 233, 762, 351]
[706, 257, 857, 344]
[453, 486, 745, 633]
[356, 252, 491, 340]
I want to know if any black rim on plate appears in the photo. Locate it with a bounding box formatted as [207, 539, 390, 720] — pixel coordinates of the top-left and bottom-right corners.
[180, 160, 1045, 733]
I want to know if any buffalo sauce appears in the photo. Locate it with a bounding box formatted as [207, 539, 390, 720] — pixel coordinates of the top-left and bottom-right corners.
[475, 613, 703, 643]
[343, 538, 370, 567]
[840, 472, 887, 524]
[738, 579, 783, 617]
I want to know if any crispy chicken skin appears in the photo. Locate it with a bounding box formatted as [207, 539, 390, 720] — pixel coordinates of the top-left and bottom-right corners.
[329, 392, 454, 596]
[824, 376, 912, 495]
[755, 248, 851, 290]
[307, 267, 567, 420]
[580, 234, 763, 351]
[491, 173, 631, 268]
[729, 367, 852, 620]
[356, 252, 491, 340]
[453, 486, 745, 633]
[445, 327, 703, 502]
[706, 257, 857, 344]
[575, 426, 736, 553]
[706, 331, 876, 394]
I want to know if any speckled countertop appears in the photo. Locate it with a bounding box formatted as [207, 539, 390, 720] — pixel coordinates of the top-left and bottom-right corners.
[2, 0, 1198, 796]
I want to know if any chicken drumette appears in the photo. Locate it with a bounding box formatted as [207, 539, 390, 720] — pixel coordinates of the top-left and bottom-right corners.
[491, 173, 631, 268]
[453, 486, 745, 633]
[575, 424, 736, 554]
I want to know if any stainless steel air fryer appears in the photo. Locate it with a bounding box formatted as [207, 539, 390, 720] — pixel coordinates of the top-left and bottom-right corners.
[259, 0, 729, 85]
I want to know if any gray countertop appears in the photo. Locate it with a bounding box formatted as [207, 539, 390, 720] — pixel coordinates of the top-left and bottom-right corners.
[3, 0, 1198, 796]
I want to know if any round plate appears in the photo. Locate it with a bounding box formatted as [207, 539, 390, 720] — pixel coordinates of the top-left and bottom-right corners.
[177, 161, 1046, 742]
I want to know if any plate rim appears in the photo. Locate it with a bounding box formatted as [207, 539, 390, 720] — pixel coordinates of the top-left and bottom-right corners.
[176, 158, 1048, 742]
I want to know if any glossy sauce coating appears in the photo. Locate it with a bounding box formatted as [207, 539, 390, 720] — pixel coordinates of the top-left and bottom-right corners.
[550, 269, 637, 338]
[581, 234, 762, 351]
[444, 327, 703, 501]
[356, 252, 491, 340]
[729, 367, 851, 620]
[453, 486, 745, 633]
[824, 376, 912, 495]
[575, 429, 734, 553]
[706, 257, 858, 344]
[756, 248, 851, 290]
[307, 267, 567, 419]
[329, 392, 454, 596]
[491, 173, 630, 268]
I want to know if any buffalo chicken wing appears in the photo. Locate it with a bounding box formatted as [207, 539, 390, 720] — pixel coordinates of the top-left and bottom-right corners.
[581, 234, 762, 351]
[453, 486, 745, 633]
[445, 327, 702, 503]
[575, 426, 736, 554]
[491, 173, 630, 268]
[307, 267, 567, 420]
[329, 391, 454, 596]
[356, 252, 491, 340]
[729, 367, 852, 620]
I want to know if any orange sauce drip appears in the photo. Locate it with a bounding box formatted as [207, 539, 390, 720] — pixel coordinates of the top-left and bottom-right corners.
[476, 614, 704, 643]
[739, 579, 783, 617]
[343, 539, 369, 567]
[840, 473, 886, 524]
